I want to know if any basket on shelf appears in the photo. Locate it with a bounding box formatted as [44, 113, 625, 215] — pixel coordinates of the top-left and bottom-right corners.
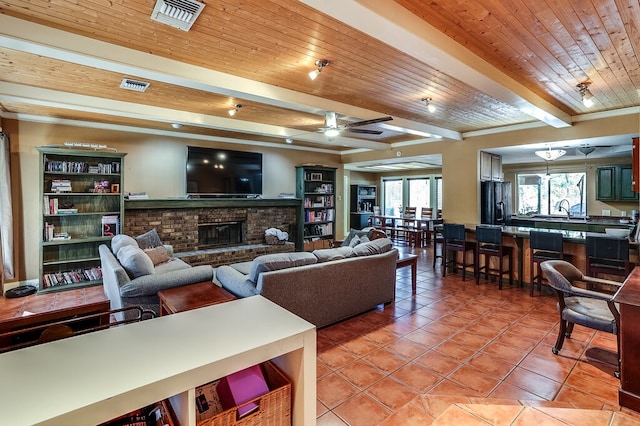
[265, 234, 286, 245]
[196, 361, 291, 426]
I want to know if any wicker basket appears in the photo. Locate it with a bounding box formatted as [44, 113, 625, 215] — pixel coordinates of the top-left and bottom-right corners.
[197, 361, 291, 426]
[265, 234, 286, 245]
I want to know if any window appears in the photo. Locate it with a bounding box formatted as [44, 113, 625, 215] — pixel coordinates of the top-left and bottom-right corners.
[382, 175, 441, 216]
[383, 179, 403, 216]
[408, 178, 430, 209]
[517, 172, 586, 216]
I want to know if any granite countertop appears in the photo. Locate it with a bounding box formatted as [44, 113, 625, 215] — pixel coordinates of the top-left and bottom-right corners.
[465, 224, 634, 244]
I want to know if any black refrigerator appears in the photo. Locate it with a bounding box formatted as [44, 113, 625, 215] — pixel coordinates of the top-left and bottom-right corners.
[480, 181, 512, 225]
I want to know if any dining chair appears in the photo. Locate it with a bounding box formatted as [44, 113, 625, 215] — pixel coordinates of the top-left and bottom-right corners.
[540, 259, 621, 377]
[431, 219, 444, 268]
[442, 223, 476, 281]
[419, 207, 434, 245]
[475, 225, 513, 289]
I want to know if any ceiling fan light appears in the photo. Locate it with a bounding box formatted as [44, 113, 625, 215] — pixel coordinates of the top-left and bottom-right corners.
[535, 149, 566, 161]
[325, 128, 340, 138]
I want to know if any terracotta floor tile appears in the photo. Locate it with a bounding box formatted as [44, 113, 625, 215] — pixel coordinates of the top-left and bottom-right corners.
[518, 350, 575, 383]
[448, 331, 492, 352]
[316, 373, 359, 409]
[363, 327, 400, 346]
[386, 336, 429, 360]
[564, 367, 620, 403]
[414, 350, 462, 376]
[480, 341, 528, 365]
[457, 404, 524, 424]
[333, 392, 392, 426]
[363, 348, 407, 374]
[504, 367, 563, 400]
[316, 411, 349, 425]
[317, 344, 358, 370]
[447, 364, 502, 395]
[489, 381, 547, 401]
[367, 376, 419, 411]
[390, 362, 442, 393]
[317, 399, 329, 417]
[380, 401, 436, 426]
[430, 403, 493, 425]
[337, 359, 385, 390]
[433, 339, 478, 362]
[537, 406, 614, 425]
[404, 328, 445, 347]
[466, 352, 515, 380]
[429, 378, 486, 398]
[338, 335, 381, 358]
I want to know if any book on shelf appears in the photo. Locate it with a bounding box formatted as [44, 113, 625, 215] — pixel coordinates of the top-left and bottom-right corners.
[57, 208, 78, 214]
[42, 266, 102, 289]
[43, 222, 54, 242]
[50, 179, 72, 193]
[101, 215, 120, 237]
[126, 192, 149, 200]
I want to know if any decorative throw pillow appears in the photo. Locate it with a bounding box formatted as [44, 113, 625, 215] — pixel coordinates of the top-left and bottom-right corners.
[144, 246, 171, 266]
[312, 247, 354, 262]
[341, 228, 370, 247]
[110, 234, 138, 255]
[348, 236, 361, 248]
[353, 237, 393, 256]
[135, 228, 163, 249]
[117, 245, 155, 278]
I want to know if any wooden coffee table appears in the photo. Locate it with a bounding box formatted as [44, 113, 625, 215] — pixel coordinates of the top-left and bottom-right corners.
[157, 281, 236, 315]
[396, 253, 418, 294]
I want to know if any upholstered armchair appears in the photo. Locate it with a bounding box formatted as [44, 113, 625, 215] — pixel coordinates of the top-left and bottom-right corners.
[540, 259, 621, 377]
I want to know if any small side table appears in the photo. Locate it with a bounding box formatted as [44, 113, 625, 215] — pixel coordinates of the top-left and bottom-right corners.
[157, 281, 236, 315]
[396, 253, 418, 294]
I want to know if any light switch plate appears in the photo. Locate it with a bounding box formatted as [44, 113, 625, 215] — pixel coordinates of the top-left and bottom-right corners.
[602, 209, 611, 216]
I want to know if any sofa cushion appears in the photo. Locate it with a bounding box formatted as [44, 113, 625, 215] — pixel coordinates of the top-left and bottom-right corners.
[248, 252, 317, 283]
[120, 265, 213, 298]
[313, 246, 354, 262]
[135, 228, 163, 249]
[117, 245, 155, 278]
[230, 261, 253, 275]
[352, 238, 393, 257]
[154, 257, 191, 274]
[111, 234, 138, 255]
[341, 228, 370, 247]
[144, 246, 171, 265]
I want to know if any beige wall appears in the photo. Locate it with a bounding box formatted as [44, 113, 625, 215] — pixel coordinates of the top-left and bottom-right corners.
[6, 119, 341, 282]
[4, 113, 639, 283]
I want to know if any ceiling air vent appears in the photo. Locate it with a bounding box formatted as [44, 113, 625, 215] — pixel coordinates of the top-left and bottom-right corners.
[150, 0, 205, 31]
[120, 78, 150, 92]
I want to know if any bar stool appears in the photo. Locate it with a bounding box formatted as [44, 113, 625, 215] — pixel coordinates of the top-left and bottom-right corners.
[442, 223, 476, 281]
[431, 220, 444, 268]
[586, 235, 632, 283]
[475, 225, 513, 289]
[529, 230, 566, 296]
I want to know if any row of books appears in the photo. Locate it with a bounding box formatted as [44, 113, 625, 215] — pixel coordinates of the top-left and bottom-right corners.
[304, 195, 334, 208]
[304, 222, 333, 236]
[309, 183, 333, 193]
[44, 158, 121, 174]
[102, 215, 120, 237]
[43, 223, 71, 241]
[43, 196, 78, 215]
[51, 179, 72, 193]
[305, 208, 335, 223]
[42, 267, 103, 288]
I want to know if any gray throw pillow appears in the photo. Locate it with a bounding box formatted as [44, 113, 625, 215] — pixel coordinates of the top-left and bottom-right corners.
[248, 252, 317, 283]
[135, 228, 163, 249]
[117, 245, 155, 278]
[111, 234, 138, 255]
[341, 228, 371, 247]
[353, 238, 393, 256]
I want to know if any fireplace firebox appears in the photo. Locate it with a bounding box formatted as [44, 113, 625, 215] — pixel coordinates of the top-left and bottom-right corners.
[198, 222, 245, 248]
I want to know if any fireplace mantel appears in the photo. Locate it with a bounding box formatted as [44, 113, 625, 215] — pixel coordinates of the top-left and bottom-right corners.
[125, 197, 302, 210]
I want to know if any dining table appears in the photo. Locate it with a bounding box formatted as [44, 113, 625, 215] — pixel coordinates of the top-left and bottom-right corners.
[370, 214, 438, 246]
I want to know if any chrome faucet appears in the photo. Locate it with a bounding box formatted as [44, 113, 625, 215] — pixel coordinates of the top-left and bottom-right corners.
[558, 199, 571, 219]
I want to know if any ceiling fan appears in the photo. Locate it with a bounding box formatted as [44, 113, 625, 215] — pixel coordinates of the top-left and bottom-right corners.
[318, 112, 393, 137]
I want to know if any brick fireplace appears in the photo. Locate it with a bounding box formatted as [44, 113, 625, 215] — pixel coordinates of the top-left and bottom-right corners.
[124, 198, 301, 267]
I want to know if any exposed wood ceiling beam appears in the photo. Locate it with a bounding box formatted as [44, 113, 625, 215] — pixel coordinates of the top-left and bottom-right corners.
[302, 0, 573, 129]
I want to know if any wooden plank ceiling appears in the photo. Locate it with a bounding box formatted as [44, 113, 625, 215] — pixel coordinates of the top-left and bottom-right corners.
[0, 0, 638, 154]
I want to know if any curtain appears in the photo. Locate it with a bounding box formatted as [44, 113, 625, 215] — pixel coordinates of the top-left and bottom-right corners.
[0, 131, 14, 281]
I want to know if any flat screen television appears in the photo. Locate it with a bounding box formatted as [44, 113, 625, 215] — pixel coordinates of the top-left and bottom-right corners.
[186, 146, 263, 197]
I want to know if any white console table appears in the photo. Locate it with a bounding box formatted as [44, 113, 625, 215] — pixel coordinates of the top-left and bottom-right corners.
[0, 296, 316, 425]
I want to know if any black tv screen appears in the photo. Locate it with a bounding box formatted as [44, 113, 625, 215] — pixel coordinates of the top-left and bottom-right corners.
[186, 146, 263, 196]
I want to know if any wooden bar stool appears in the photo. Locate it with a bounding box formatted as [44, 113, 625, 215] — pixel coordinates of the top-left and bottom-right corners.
[442, 223, 476, 281]
[431, 220, 444, 268]
[529, 230, 566, 296]
[475, 225, 513, 289]
[586, 235, 633, 283]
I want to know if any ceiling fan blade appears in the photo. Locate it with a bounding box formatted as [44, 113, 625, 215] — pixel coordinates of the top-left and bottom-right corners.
[346, 128, 383, 135]
[344, 116, 393, 128]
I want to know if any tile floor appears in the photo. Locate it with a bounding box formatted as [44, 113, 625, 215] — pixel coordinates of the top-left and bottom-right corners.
[1, 243, 639, 425]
